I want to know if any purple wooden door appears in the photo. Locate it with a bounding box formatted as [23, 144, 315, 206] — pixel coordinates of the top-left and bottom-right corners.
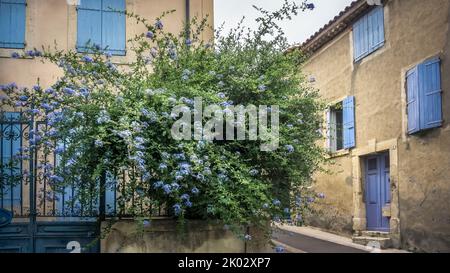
[365, 154, 390, 232]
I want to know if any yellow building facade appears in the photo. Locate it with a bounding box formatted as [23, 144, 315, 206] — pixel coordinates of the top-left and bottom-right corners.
[299, 0, 450, 252]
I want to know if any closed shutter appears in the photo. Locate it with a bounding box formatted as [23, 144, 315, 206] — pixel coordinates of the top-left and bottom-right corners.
[368, 6, 385, 51]
[102, 0, 126, 55]
[419, 58, 442, 130]
[353, 14, 369, 61]
[343, 96, 356, 149]
[77, 0, 102, 52]
[406, 67, 420, 134]
[0, 0, 26, 49]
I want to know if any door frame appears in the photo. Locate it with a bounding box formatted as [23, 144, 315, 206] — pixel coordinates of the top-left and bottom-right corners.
[351, 138, 401, 248]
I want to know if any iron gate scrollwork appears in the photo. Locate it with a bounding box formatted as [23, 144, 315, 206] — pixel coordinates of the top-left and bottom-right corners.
[0, 112, 100, 253]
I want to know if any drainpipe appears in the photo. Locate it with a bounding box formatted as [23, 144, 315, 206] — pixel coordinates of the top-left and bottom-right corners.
[185, 0, 191, 39]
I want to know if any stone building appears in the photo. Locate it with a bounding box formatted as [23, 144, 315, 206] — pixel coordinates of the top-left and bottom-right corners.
[296, 0, 450, 252]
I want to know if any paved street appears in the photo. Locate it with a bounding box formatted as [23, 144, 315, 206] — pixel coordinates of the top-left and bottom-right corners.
[273, 228, 368, 253]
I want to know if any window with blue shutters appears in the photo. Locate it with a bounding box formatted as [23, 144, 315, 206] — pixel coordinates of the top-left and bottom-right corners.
[77, 0, 126, 56]
[0, 0, 26, 49]
[326, 97, 355, 152]
[406, 58, 443, 134]
[353, 6, 384, 62]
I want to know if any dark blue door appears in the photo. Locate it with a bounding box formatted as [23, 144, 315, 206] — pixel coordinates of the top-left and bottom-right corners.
[365, 153, 390, 232]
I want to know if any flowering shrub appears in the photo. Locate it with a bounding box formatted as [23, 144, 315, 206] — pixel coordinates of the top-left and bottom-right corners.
[0, 1, 325, 237]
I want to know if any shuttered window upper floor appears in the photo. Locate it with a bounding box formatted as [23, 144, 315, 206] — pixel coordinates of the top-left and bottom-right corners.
[76, 0, 126, 56]
[353, 6, 385, 62]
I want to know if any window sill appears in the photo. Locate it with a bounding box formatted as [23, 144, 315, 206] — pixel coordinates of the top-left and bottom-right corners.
[326, 149, 351, 159]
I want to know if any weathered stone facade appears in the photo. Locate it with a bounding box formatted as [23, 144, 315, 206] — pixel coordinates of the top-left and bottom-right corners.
[301, 0, 450, 252]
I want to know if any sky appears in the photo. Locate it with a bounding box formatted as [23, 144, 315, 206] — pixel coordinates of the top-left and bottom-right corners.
[214, 0, 355, 45]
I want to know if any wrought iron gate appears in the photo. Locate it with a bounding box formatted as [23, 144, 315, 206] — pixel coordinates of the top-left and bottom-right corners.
[0, 112, 100, 253]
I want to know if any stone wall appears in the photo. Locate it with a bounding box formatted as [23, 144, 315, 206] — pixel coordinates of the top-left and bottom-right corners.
[101, 219, 271, 253]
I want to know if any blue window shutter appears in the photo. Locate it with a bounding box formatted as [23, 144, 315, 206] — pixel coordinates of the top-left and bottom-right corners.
[102, 0, 126, 55]
[343, 96, 356, 149]
[406, 67, 420, 134]
[0, 0, 26, 49]
[353, 14, 369, 61]
[77, 0, 102, 52]
[368, 6, 385, 51]
[1, 112, 22, 208]
[419, 58, 442, 130]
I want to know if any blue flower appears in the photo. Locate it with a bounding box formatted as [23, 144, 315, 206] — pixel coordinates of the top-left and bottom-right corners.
[317, 193, 325, 199]
[117, 130, 132, 139]
[168, 48, 178, 60]
[11, 52, 20, 59]
[94, 139, 104, 148]
[173, 153, 186, 161]
[244, 234, 252, 241]
[258, 84, 267, 92]
[19, 95, 28, 101]
[218, 173, 228, 182]
[272, 199, 281, 206]
[155, 19, 163, 30]
[153, 181, 164, 189]
[41, 103, 53, 111]
[80, 88, 89, 97]
[284, 208, 290, 214]
[45, 88, 54, 94]
[159, 163, 167, 170]
[184, 200, 192, 207]
[285, 145, 295, 154]
[82, 55, 93, 63]
[146, 31, 154, 39]
[49, 175, 64, 183]
[249, 169, 259, 176]
[306, 3, 315, 10]
[191, 187, 200, 195]
[275, 246, 285, 253]
[295, 196, 302, 207]
[63, 87, 75, 95]
[54, 145, 65, 154]
[262, 203, 269, 209]
[162, 184, 172, 195]
[173, 203, 182, 216]
[217, 92, 226, 99]
[30, 109, 40, 115]
[33, 85, 41, 92]
[185, 39, 192, 46]
[142, 172, 151, 181]
[26, 50, 35, 57]
[181, 194, 190, 201]
[171, 183, 180, 191]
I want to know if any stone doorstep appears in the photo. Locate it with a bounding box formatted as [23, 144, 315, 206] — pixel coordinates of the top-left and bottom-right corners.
[360, 231, 391, 238]
[352, 236, 393, 249]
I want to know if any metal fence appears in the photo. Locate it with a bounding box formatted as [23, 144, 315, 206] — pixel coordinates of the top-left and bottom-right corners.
[0, 111, 168, 221]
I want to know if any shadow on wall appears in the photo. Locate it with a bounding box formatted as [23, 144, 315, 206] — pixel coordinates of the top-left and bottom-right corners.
[305, 202, 353, 236]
